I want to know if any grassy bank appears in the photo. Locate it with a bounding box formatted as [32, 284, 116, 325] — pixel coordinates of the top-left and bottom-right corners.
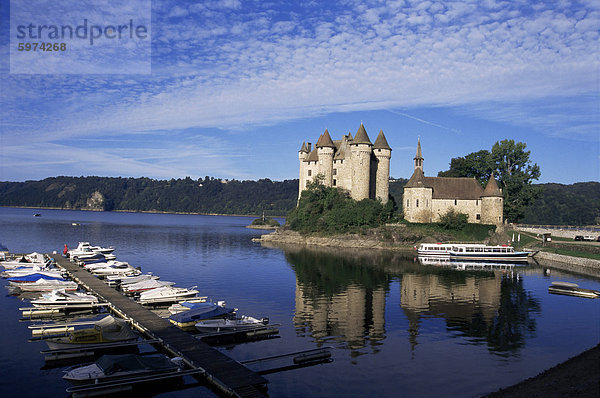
[511, 230, 600, 261]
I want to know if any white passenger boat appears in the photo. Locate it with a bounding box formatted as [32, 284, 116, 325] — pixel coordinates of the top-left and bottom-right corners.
[415, 243, 454, 257]
[138, 286, 200, 305]
[195, 315, 268, 333]
[121, 279, 175, 295]
[448, 244, 529, 262]
[31, 289, 100, 309]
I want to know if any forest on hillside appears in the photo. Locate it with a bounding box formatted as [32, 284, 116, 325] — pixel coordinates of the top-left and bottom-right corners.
[0, 177, 598, 225]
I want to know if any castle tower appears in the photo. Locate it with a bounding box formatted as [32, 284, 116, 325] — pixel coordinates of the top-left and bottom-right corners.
[414, 137, 423, 172]
[481, 173, 504, 225]
[373, 130, 392, 203]
[350, 123, 373, 201]
[316, 129, 335, 186]
[298, 142, 310, 200]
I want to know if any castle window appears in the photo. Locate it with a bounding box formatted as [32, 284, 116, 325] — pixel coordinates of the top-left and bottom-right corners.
[340, 160, 343, 164]
[406, 200, 409, 208]
[454, 200, 457, 205]
[333, 179, 337, 186]
[308, 170, 312, 177]
[378, 149, 381, 152]
[476, 200, 479, 206]
[416, 199, 419, 208]
[333, 169, 337, 175]
[476, 214, 481, 220]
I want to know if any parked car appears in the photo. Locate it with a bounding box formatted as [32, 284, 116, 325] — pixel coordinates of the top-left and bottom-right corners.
[574, 235, 584, 241]
[575, 235, 596, 241]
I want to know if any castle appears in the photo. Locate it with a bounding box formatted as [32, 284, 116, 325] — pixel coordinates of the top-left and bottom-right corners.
[298, 123, 392, 204]
[402, 139, 504, 225]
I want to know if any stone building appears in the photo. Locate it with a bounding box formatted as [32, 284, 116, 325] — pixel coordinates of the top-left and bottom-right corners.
[403, 139, 504, 225]
[298, 123, 392, 203]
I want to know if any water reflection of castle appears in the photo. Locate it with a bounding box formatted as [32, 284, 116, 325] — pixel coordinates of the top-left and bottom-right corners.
[294, 280, 386, 351]
[285, 246, 536, 356]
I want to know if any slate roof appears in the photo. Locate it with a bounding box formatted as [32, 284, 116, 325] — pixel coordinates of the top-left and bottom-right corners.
[405, 169, 485, 200]
[353, 123, 372, 145]
[316, 129, 335, 148]
[373, 130, 391, 150]
[482, 173, 503, 197]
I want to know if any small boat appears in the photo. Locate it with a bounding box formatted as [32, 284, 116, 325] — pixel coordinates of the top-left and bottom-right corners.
[1, 253, 47, 269]
[31, 289, 100, 309]
[7, 272, 66, 284]
[33, 213, 41, 217]
[17, 279, 78, 292]
[195, 315, 268, 333]
[121, 279, 175, 295]
[45, 315, 138, 349]
[448, 244, 529, 262]
[138, 286, 200, 305]
[168, 302, 236, 329]
[167, 299, 210, 315]
[63, 354, 183, 385]
[91, 263, 141, 278]
[1, 265, 64, 279]
[67, 242, 115, 258]
[548, 281, 600, 299]
[106, 273, 159, 287]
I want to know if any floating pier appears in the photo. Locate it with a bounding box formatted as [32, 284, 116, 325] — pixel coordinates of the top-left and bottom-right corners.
[50, 254, 268, 398]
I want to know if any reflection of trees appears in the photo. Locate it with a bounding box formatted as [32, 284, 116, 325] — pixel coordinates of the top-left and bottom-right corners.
[447, 275, 541, 355]
[285, 246, 398, 353]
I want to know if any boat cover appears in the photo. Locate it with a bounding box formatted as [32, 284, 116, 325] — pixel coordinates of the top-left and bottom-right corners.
[7, 273, 65, 282]
[96, 354, 177, 375]
[169, 303, 235, 324]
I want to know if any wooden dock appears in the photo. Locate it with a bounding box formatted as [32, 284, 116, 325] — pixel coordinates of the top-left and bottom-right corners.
[50, 254, 267, 398]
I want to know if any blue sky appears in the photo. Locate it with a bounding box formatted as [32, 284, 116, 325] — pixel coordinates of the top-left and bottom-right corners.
[1, 0, 598, 184]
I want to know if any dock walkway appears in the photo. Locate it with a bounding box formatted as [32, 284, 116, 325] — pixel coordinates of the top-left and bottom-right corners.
[50, 254, 267, 398]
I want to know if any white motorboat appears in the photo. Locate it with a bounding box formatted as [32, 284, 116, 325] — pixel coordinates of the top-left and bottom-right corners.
[84, 260, 129, 271]
[548, 281, 600, 299]
[195, 315, 268, 333]
[167, 298, 209, 314]
[2, 265, 64, 279]
[17, 279, 78, 292]
[91, 263, 141, 278]
[106, 273, 159, 286]
[0, 253, 47, 269]
[67, 242, 114, 258]
[63, 354, 182, 385]
[121, 279, 175, 295]
[45, 315, 138, 350]
[31, 289, 100, 309]
[138, 286, 200, 305]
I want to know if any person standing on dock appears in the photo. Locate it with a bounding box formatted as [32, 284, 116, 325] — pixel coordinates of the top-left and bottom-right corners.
[63, 244, 68, 256]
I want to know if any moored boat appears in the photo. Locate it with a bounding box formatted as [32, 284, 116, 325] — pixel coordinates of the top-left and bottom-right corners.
[168, 302, 236, 329]
[138, 286, 200, 305]
[548, 281, 600, 299]
[195, 315, 268, 333]
[121, 279, 175, 294]
[415, 243, 454, 256]
[31, 289, 100, 309]
[448, 244, 529, 262]
[16, 278, 78, 292]
[62, 353, 182, 385]
[45, 315, 138, 349]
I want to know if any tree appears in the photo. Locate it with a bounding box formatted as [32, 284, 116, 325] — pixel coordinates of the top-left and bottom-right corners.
[438, 139, 541, 223]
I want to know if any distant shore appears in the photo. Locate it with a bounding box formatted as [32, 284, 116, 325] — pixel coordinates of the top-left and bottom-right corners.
[1, 205, 286, 219]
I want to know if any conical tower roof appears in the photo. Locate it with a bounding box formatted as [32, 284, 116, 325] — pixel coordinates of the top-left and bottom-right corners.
[353, 123, 372, 145]
[414, 137, 423, 160]
[299, 142, 309, 153]
[373, 130, 391, 150]
[404, 168, 426, 188]
[482, 173, 503, 197]
[316, 129, 335, 148]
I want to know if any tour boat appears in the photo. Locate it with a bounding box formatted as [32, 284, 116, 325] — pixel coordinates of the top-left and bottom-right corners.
[415, 243, 455, 256]
[448, 244, 529, 262]
[63, 354, 182, 385]
[45, 315, 138, 350]
[138, 286, 200, 305]
[195, 315, 268, 333]
[548, 281, 600, 299]
[168, 301, 236, 329]
[121, 279, 175, 295]
[31, 289, 100, 309]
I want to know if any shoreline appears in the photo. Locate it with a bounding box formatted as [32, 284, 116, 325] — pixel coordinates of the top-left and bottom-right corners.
[0, 205, 286, 219]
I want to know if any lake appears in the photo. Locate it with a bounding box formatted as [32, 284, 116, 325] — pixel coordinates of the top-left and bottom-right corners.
[0, 207, 598, 397]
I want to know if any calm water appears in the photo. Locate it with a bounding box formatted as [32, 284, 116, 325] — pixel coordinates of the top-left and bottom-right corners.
[0, 207, 599, 398]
